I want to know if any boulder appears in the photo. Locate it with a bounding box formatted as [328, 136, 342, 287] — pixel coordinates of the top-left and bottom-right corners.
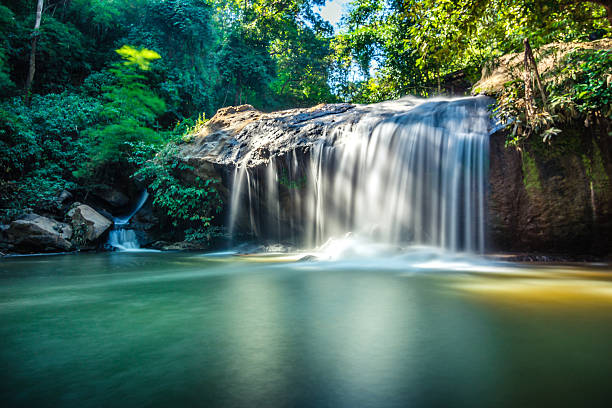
[94, 187, 130, 208]
[131, 207, 158, 232]
[7, 214, 73, 252]
[68, 204, 113, 242]
[57, 190, 72, 205]
[0, 224, 11, 252]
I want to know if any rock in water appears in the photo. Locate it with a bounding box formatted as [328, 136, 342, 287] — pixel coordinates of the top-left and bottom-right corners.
[94, 186, 130, 208]
[68, 205, 113, 242]
[7, 214, 73, 252]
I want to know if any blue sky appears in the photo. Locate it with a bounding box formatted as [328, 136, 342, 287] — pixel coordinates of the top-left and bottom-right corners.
[316, 0, 352, 32]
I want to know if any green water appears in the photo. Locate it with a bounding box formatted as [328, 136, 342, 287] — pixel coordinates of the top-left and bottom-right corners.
[1, 252, 612, 407]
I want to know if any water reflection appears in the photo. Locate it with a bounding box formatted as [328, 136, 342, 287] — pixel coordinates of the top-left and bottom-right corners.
[0, 252, 611, 407]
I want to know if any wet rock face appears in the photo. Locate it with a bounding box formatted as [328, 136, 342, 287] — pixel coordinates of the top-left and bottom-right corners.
[178, 102, 611, 256]
[93, 187, 130, 209]
[488, 130, 612, 255]
[179, 102, 373, 168]
[6, 214, 73, 252]
[488, 132, 525, 249]
[178, 100, 419, 217]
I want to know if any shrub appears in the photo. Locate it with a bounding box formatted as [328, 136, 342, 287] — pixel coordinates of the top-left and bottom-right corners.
[133, 143, 223, 243]
[495, 47, 612, 145]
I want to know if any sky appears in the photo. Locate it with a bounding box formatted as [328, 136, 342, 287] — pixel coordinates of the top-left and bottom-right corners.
[316, 0, 352, 32]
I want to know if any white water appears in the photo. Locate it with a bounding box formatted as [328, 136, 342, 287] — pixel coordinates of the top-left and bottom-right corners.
[108, 191, 149, 251]
[229, 96, 492, 253]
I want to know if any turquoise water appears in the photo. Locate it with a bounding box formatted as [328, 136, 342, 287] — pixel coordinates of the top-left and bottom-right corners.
[1, 252, 612, 407]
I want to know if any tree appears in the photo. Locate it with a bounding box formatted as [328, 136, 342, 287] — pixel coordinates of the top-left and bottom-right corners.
[332, 0, 431, 100]
[24, 0, 43, 103]
[334, 0, 611, 102]
[583, 0, 612, 25]
[0, 5, 16, 95]
[214, 0, 336, 108]
[217, 27, 275, 106]
[124, 0, 220, 119]
[405, 0, 610, 75]
[77, 45, 165, 178]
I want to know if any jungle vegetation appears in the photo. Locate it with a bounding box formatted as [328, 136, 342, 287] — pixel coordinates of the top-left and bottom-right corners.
[0, 0, 610, 240]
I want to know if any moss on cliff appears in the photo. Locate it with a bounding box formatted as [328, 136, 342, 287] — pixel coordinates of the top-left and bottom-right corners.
[521, 151, 542, 195]
[583, 140, 610, 192]
[489, 120, 611, 256]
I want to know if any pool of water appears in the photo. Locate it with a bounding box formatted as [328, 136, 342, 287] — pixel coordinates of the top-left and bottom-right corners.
[1, 251, 611, 407]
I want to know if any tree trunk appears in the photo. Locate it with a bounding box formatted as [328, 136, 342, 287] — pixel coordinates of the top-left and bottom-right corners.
[523, 38, 547, 107]
[234, 82, 241, 106]
[222, 88, 229, 107]
[523, 39, 536, 121]
[25, 0, 44, 104]
[280, 77, 290, 94]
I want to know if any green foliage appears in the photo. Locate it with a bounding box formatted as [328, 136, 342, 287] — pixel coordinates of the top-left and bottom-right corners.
[558, 49, 612, 119]
[133, 143, 223, 242]
[269, 23, 338, 106]
[34, 16, 90, 93]
[335, 0, 610, 102]
[0, 93, 102, 177]
[0, 102, 39, 178]
[2, 0, 338, 111]
[333, 0, 429, 101]
[77, 46, 166, 175]
[115, 45, 161, 70]
[0, 92, 101, 219]
[213, 0, 336, 108]
[217, 27, 275, 105]
[0, 5, 16, 95]
[0, 168, 76, 222]
[279, 170, 307, 189]
[122, 0, 220, 118]
[5, 12, 90, 94]
[495, 47, 612, 145]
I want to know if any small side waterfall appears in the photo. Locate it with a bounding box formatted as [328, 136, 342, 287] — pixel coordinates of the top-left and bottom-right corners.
[228, 96, 492, 253]
[108, 191, 149, 251]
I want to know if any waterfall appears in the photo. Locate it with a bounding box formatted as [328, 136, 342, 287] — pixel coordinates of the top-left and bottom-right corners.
[108, 191, 149, 251]
[229, 96, 492, 253]
[108, 229, 141, 251]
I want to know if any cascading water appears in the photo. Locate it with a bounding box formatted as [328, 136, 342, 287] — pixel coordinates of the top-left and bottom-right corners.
[107, 191, 149, 251]
[229, 96, 492, 253]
